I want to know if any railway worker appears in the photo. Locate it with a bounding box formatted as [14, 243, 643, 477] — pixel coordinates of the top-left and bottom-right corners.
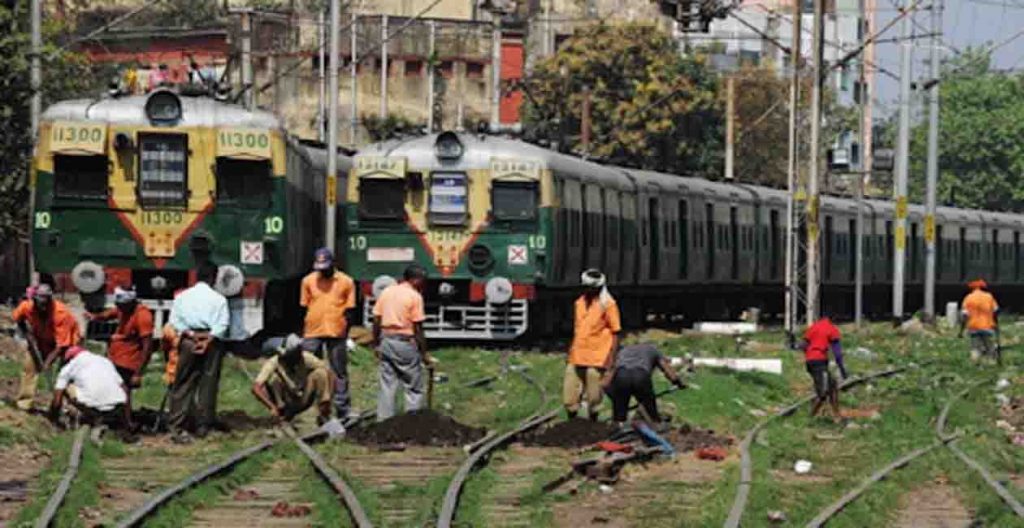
[959, 279, 1000, 362]
[85, 287, 154, 406]
[251, 334, 334, 426]
[602, 343, 685, 427]
[372, 264, 430, 421]
[565, 269, 622, 421]
[167, 262, 230, 443]
[49, 345, 129, 428]
[800, 314, 848, 419]
[12, 284, 81, 411]
[299, 247, 357, 420]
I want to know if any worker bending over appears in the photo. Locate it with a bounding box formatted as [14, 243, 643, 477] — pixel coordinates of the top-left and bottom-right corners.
[299, 248, 357, 419]
[50, 346, 129, 428]
[372, 265, 430, 421]
[13, 284, 81, 410]
[801, 314, 848, 419]
[252, 334, 334, 425]
[564, 269, 622, 421]
[86, 286, 153, 413]
[167, 262, 229, 443]
[602, 343, 685, 426]
[959, 279, 999, 362]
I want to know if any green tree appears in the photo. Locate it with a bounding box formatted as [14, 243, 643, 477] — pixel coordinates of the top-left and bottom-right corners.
[0, 1, 101, 243]
[520, 22, 723, 177]
[907, 49, 1024, 211]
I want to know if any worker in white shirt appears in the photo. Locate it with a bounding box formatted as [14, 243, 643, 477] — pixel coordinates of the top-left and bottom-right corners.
[49, 346, 129, 427]
[167, 262, 230, 444]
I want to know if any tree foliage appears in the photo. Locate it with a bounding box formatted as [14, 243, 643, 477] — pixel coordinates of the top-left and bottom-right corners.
[520, 22, 723, 177]
[0, 1, 101, 243]
[906, 49, 1024, 212]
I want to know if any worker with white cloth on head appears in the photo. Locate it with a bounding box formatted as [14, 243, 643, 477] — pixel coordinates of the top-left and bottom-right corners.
[49, 345, 129, 427]
[563, 269, 622, 421]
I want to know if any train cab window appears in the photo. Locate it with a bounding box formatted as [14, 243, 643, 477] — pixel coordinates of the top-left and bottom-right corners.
[492, 180, 537, 221]
[358, 178, 405, 220]
[138, 134, 188, 207]
[215, 158, 271, 207]
[53, 154, 108, 201]
[428, 172, 468, 225]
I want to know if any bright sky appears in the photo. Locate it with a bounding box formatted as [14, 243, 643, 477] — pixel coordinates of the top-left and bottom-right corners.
[872, 0, 1024, 113]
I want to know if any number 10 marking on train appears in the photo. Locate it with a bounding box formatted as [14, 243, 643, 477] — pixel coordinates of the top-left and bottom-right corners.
[264, 216, 283, 234]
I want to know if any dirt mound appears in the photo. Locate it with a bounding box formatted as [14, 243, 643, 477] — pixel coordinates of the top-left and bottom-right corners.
[666, 424, 734, 452]
[522, 418, 619, 448]
[348, 410, 485, 447]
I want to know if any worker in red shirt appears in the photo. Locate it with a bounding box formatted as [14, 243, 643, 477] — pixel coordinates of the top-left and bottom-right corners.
[800, 313, 848, 419]
[86, 286, 154, 414]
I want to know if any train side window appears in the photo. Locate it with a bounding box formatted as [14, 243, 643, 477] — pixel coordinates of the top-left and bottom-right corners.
[53, 154, 108, 201]
[492, 181, 538, 221]
[358, 178, 405, 220]
[216, 158, 271, 208]
[138, 133, 188, 208]
[428, 172, 468, 225]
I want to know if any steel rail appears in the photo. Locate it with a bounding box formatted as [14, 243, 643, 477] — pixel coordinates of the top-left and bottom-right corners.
[35, 426, 90, 528]
[724, 362, 925, 528]
[284, 428, 373, 528]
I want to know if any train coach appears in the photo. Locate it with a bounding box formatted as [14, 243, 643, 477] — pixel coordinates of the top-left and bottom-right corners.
[345, 131, 1024, 340]
[32, 88, 349, 346]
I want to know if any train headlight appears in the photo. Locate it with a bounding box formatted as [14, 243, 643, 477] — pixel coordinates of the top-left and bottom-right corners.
[434, 131, 464, 160]
[215, 264, 245, 297]
[438, 281, 456, 298]
[485, 277, 513, 305]
[145, 90, 182, 125]
[71, 261, 105, 294]
[372, 275, 396, 298]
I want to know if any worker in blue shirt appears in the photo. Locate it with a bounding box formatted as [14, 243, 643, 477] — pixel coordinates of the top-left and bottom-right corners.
[167, 261, 229, 444]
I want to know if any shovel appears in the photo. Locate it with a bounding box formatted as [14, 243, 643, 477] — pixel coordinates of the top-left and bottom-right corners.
[426, 361, 436, 409]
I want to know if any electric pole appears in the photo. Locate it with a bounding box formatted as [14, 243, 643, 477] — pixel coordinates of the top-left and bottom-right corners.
[923, 0, 942, 320]
[29, 0, 41, 282]
[783, 0, 803, 335]
[240, 9, 254, 110]
[380, 14, 388, 119]
[318, 9, 326, 141]
[807, 0, 824, 324]
[893, 0, 913, 320]
[725, 75, 735, 181]
[326, 0, 340, 252]
[350, 11, 358, 145]
[491, 12, 502, 131]
[427, 20, 437, 132]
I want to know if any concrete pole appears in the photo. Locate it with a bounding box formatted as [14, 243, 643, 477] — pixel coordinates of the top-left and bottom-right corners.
[29, 0, 41, 282]
[326, 0, 340, 252]
[783, 0, 802, 335]
[807, 0, 824, 325]
[427, 20, 436, 132]
[724, 75, 735, 181]
[318, 9, 326, 142]
[241, 11, 254, 110]
[923, 0, 942, 320]
[855, 0, 868, 327]
[863, 0, 875, 184]
[491, 15, 502, 131]
[380, 14, 388, 119]
[893, 0, 913, 320]
[350, 11, 358, 145]
[855, 172, 865, 327]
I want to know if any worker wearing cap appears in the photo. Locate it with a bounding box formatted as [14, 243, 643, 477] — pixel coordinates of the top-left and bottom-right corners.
[959, 279, 1000, 361]
[602, 343, 685, 426]
[86, 287, 154, 398]
[372, 264, 429, 421]
[50, 346, 129, 427]
[251, 334, 334, 425]
[167, 262, 229, 443]
[565, 269, 622, 421]
[299, 247, 357, 419]
[12, 284, 81, 411]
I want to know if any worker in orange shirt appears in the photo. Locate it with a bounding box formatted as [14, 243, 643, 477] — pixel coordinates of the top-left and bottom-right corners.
[12, 284, 81, 410]
[564, 269, 621, 421]
[372, 265, 429, 420]
[86, 287, 154, 412]
[300, 248, 357, 419]
[959, 279, 1000, 362]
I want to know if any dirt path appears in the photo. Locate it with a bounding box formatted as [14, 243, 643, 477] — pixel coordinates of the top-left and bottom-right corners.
[0, 442, 49, 527]
[553, 453, 726, 528]
[482, 446, 568, 527]
[893, 483, 973, 528]
[187, 459, 312, 528]
[322, 444, 463, 527]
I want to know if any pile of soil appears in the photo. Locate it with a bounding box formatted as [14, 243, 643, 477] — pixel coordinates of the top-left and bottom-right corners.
[666, 424, 733, 452]
[522, 418, 619, 448]
[348, 410, 486, 447]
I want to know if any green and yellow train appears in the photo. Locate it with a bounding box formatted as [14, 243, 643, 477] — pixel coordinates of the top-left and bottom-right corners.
[32, 89, 349, 344]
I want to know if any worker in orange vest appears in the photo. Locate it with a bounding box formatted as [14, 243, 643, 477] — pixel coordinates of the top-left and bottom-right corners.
[959, 279, 1000, 362]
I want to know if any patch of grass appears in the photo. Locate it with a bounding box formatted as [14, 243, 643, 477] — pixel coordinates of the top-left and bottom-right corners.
[0, 357, 21, 378]
[13, 430, 104, 528]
